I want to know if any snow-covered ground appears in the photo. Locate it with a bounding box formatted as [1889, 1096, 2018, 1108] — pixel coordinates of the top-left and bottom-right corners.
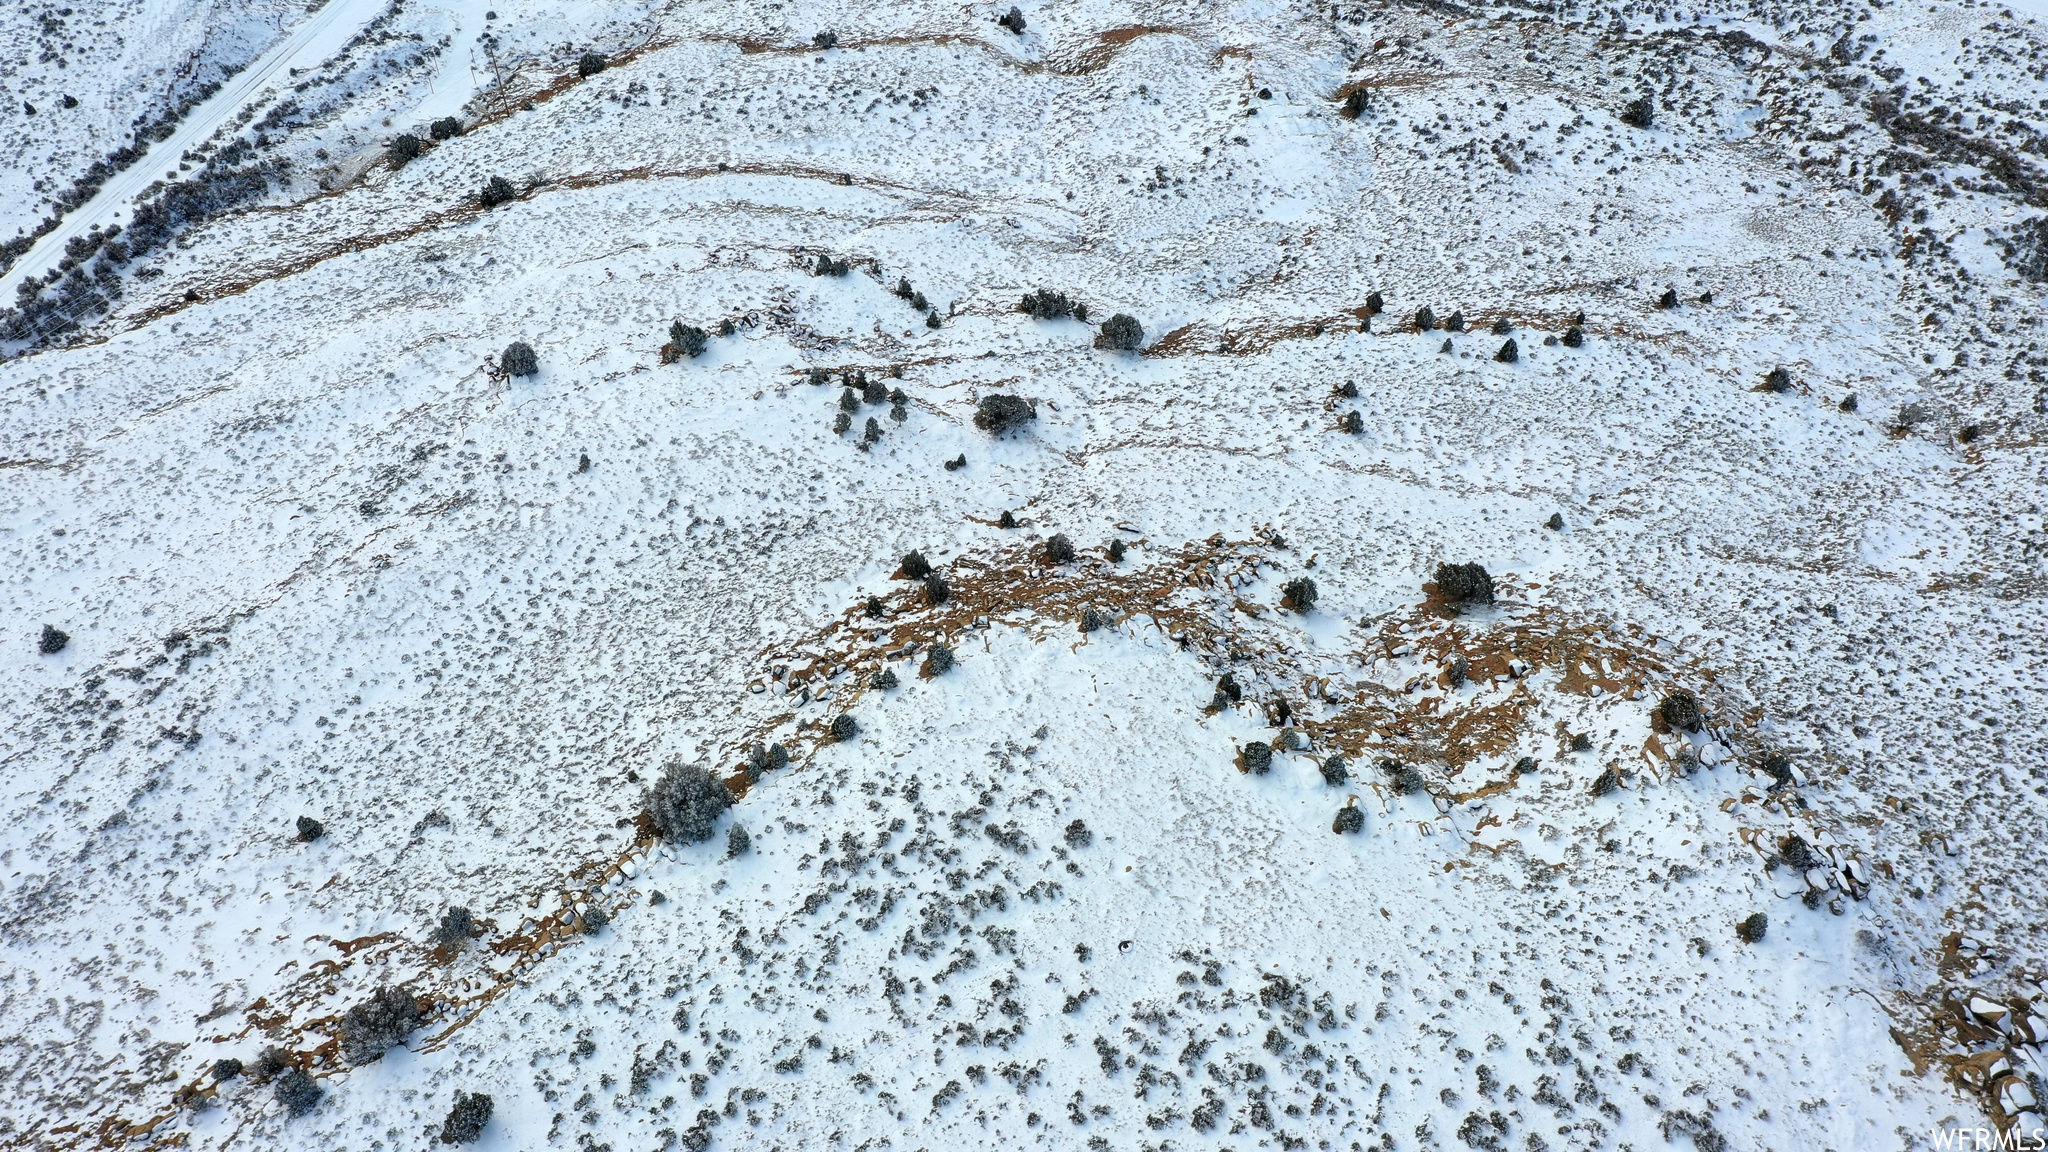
[3, 0, 2047, 1149]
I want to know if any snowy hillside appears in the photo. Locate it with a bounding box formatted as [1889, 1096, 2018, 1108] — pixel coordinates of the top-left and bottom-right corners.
[3, 0, 2047, 1150]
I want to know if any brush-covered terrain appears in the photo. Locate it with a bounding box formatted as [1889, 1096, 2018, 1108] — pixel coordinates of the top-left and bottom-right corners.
[3, 0, 2047, 1150]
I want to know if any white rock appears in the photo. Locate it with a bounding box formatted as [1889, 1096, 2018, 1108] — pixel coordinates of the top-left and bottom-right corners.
[1972, 996, 2011, 1026]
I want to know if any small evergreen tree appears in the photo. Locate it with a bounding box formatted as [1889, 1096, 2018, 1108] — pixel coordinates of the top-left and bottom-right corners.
[389, 134, 422, 164]
[1736, 912, 1767, 943]
[430, 117, 465, 140]
[1433, 561, 1494, 605]
[997, 6, 1026, 33]
[1620, 95, 1654, 129]
[1414, 305, 1436, 331]
[902, 550, 933, 578]
[831, 713, 858, 741]
[974, 393, 1036, 432]
[296, 815, 324, 841]
[479, 175, 517, 208]
[1282, 577, 1317, 611]
[338, 985, 422, 1065]
[1243, 741, 1273, 775]
[927, 643, 955, 674]
[578, 52, 609, 78]
[670, 321, 707, 358]
[727, 824, 752, 857]
[1320, 755, 1348, 786]
[644, 761, 733, 844]
[1096, 313, 1143, 351]
[1044, 533, 1076, 563]
[275, 1067, 323, 1117]
[1332, 804, 1364, 835]
[434, 906, 474, 945]
[38, 624, 69, 654]
[501, 342, 538, 376]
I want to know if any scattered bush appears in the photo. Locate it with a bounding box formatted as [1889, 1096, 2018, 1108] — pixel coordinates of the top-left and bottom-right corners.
[833, 411, 852, 435]
[275, 1067, 322, 1117]
[39, 624, 69, 654]
[1778, 833, 1818, 871]
[813, 30, 838, 49]
[1433, 561, 1494, 605]
[862, 378, 889, 405]
[1107, 539, 1125, 562]
[808, 367, 829, 386]
[434, 906, 475, 945]
[726, 825, 751, 857]
[864, 595, 886, 619]
[430, 117, 464, 141]
[1763, 367, 1792, 393]
[1446, 656, 1468, 687]
[926, 309, 942, 329]
[389, 134, 421, 164]
[1045, 533, 1076, 564]
[1761, 752, 1794, 792]
[1414, 305, 1437, 331]
[440, 1091, 493, 1144]
[1445, 310, 1465, 332]
[901, 550, 933, 579]
[581, 905, 607, 935]
[1282, 577, 1317, 611]
[1736, 912, 1768, 943]
[1019, 289, 1081, 320]
[766, 743, 789, 772]
[1320, 755, 1348, 786]
[1514, 756, 1538, 774]
[1561, 325, 1584, 347]
[861, 416, 883, 447]
[1494, 339, 1518, 363]
[1589, 766, 1619, 796]
[1080, 606, 1105, 633]
[925, 572, 949, 603]
[1490, 317, 1512, 335]
[1243, 741, 1273, 775]
[999, 510, 1017, 528]
[1340, 410, 1363, 434]
[1381, 759, 1426, 794]
[478, 175, 517, 208]
[1332, 804, 1364, 835]
[1545, 512, 1564, 530]
[338, 985, 422, 1065]
[212, 1058, 243, 1081]
[874, 667, 899, 690]
[644, 761, 733, 844]
[578, 52, 608, 78]
[1658, 690, 1703, 732]
[1571, 732, 1594, 752]
[501, 341, 538, 376]
[1838, 393, 1858, 413]
[1439, 338, 1454, 355]
[1217, 672, 1243, 703]
[974, 393, 1036, 432]
[1342, 89, 1370, 118]
[1339, 380, 1360, 398]
[927, 643, 955, 674]
[997, 5, 1027, 33]
[1620, 95, 1654, 129]
[1364, 290, 1384, 314]
[670, 321, 707, 359]
[830, 713, 858, 742]
[1095, 313, 1143, 351]
[815, 253, 850, 276]
[251, 1046, 290, 1081]
[1656, 287, 1679, 309]
[1064, 819, 1093, 847]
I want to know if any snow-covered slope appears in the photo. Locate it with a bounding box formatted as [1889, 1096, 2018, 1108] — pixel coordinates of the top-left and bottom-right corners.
[4, 0, 2047, 1149]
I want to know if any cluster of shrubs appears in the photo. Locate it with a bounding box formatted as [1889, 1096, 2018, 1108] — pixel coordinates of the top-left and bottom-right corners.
[1019, 288, 1086, 322]
[894, 277, 932, 314]
[388, 118, 465, 165]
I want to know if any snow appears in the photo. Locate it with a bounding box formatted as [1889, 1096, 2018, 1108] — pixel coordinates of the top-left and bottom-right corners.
[3, 0, 2048, 1149]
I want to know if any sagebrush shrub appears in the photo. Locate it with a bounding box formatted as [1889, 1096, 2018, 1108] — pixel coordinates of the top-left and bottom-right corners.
[997, 5, 1026, 33]
[1736, 912, 1767, 943]
[1761, 752, 1794, 792]
[1414, 305, 1436, 331]
[839, 389, 860, 412]
[645, 761, 733, 844]
[927, 643, 955, 674]
[434, 906, 474, 945]
[430, 116, 464, 141]
[389, 134, 421, 163]
[925, 572, 949, 603]
[861, 416, 883, 447]
[1433, 561, 1493, 604]
[1339, 380, 1360, 397]
[1064, 819, 1093, 847]
[1658, 690, 1703, 732]
[974, 393, 1036, 432]
[1491, 317, 1512, 335]
[1332, 805, 1364, 835]
[1561, 325, 1584, 347]
[1096, 313, 1143, 351]
[727, 825, 751, 857]
[1045, 533, 1076, 564]
[1217, 672, 1242, 702]
[479, 175, 517, 208]
[39, 624, 69, 654]
[901, 550, 932, 578]
[1589, 766, 1619, 796]
[1282, 577, 1317, 611]
[1620, 95, 1654, 129]
[339, 985, 422, 1065]
[670, 321, 707, 358]
[1656, 287, 1679, 309]
[578, 52, 608, 77]
[251, 1046, 290, 1081]
[945, 453, 966, 471]
[440, 1091, 493, 1144]
[1364, 290, 1384, 314]
[1494, 339, 1518, 363]
[1320, 755, 1348, 786]
[296, 815, 324, 842]
[1446, 656, 1468, 687]
[1763, 367, 1792, 393]
[212, 1058, 244, 1081]
[501, 341, 538, 376]
[863, 379, 889, 405]
[275, 1067, 322, 1117]
[581, 905, 607, 935]
[1243, 741, 1272, 775]
[999, 510, 1017, 528]
[831, 713, 858, 741]
[1341, 410, 1363, 434]
[1107, 539, 1125, 562]
[813, 30, 838, 49]
[832, 411, 852, 435]
[1545, 512, 1564, 530]
[1445, 310, 1465, 332]
[1080, 606, 1105, 633]
[874, 666, 899, 690]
